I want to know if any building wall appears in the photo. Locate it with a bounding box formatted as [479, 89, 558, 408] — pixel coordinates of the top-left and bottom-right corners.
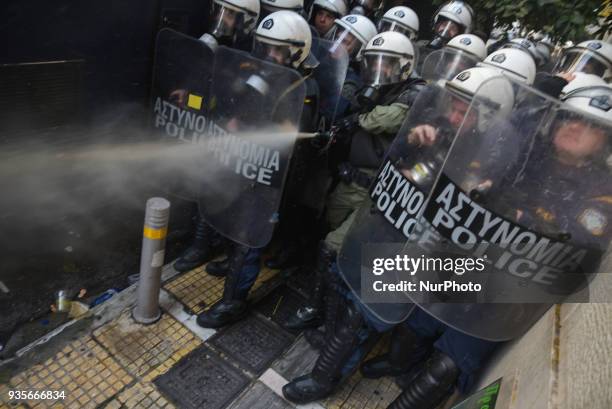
[475, 256, 612, 409]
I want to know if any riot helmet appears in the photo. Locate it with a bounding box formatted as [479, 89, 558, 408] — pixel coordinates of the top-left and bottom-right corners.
[377, 6, 419, 41]
[309, 0, 348, 37]
[552, 86, 612, 165]
[559, 72, 608, 100]
[421, 34, 486, 81]
[329, 14, 377, 60]
[478, 48, 536, 85]
[201, 0, 260, 49]
[360, 31, 415, 86]
[554, 41, 612, 82]
[502, 38, 541, 66]
[535, 42, 551, 66]
[260, 0, 304, 20]
[357, 31, 414, 106]
[536, 34, 555, 66]
[430, 1, 474, 49]
[252, 11, 313, 69]
[445, 66, 515, 132]
[447, 34, 486, 60]
[532, 32, 554, 50]
[348, 0, 377, 17]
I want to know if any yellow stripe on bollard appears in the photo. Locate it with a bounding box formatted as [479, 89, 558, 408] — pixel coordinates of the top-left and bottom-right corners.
[143, 226, 168, 240]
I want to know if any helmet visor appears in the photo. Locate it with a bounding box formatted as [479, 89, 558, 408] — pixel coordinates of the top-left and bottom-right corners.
[361, 53, 404, 85]
[433, 18, 464, 41]
[330, 27, 362, 59]
[261, 2, 302, 18]
[378, 19, 416, 39]
[555, 110, 610, 132]
[552, 110, 611, 163]
[252, 38, 293, 66]
[426, 49, 478, 80]
[554, 50, 611, 78]
[210, 3, 245, 38]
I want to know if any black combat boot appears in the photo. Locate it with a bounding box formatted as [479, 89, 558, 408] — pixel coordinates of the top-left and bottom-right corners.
[206, 257, 230, 277]
[394, 362, 426, 390]
[361, 325, 418, 378]
[303, 279, 344, 349]
[283, 242, 335, 331]
[387, 351, 459, 409]
[282, 302, 364, 404]
[173, 217, 216, 272]
[303, 255, 345, 350]
[196, 246, 249, 328]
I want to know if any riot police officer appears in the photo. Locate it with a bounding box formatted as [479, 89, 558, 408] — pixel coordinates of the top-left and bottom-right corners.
[421, 33, 487, 82]
[553, 40, 612, 82]
[199, 0, 261, 50]
[509, 86, 612, 246]
[328, 14, 378, 117]
[533, 40, 612, 98]
[262, 13, 374, 272]
[281, 66, 514, 404]
[383, 85, 612, 409]
[480, 47, 576, 100]
[283, 31, 425, 334]
[195, 10, 321, 328]
[172, 0, 261, 274]
[415, 1, 474, 76]
[377, 6, 420, 41]
[259, 12, 371, 272]
[309, 0, 348, 39]
[479, 47, 536, 85]
[425, 0, 474, 50]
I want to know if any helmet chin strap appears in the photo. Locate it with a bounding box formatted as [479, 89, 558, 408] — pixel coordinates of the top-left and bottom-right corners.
[429, 35, 448, 50]
[291, 49, 302, 68]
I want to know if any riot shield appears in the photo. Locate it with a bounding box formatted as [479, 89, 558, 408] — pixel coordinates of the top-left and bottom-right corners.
[421, 48, 481, 82]
[312, 37, 350, 127]
[337, 81, 481, 324]
[396, 80, 612, 341]
[149, 28, 215, 199]
[415, 44, 436, 76]
[286, 37, 349, 212]
[197, 46, 306, 248]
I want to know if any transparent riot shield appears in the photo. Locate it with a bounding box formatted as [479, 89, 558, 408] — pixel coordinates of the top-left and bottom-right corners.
[337, 81, 485, 324]
[149, 28, 215, 199]
[396, 81, 612, 341]
[415, 44, 436, 76]
[197, 46, 306, 248]
[312, 37, 350, 127]
[421, 48, 481, 82]
[286, 38, 349, 212]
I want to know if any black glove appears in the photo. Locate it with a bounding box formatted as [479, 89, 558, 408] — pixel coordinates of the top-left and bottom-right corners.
[310, 131, 332, 149]
[333, 113, 360, 135]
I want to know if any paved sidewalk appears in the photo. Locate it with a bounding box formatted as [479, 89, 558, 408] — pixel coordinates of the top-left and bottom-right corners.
[0, 263, 400, 409]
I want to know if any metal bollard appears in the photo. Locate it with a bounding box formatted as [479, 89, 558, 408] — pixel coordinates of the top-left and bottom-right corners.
[133, 197, 171, 324]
